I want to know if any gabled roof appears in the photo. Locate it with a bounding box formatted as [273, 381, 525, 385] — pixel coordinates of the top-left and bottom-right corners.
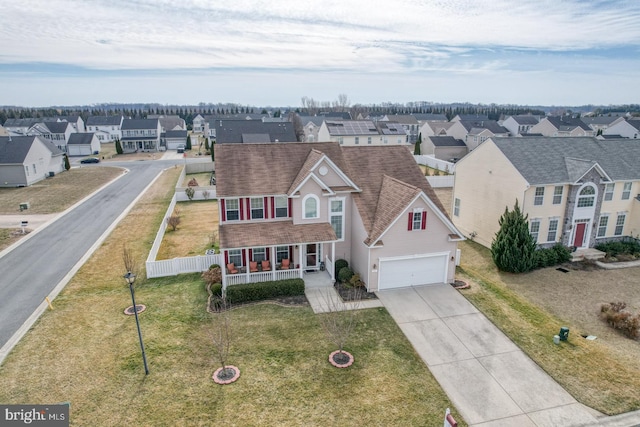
[42, 121, 72, 134]
[428, 136, 466, 147]
[454, 114, 489, 122]
[458, 120, 508, 134]
[121, 118, 159, 130]
[86, 116, 123, 126]
[626, 119, 640, 131]
[320, 112, 351, 120]
[490, 137, 640, 184]
[324, 120, 379, 136]
[67, 133, 95, 145]
[376, 122, 405, 135]
[3, 118, 41, 128]
[216, 120, 297, 143]
[506, 115, 539, 125]
[381, 115, 418, 125]
[413, 113, 448, 122]
[0, 136, 62, 163]
[299, 116, 325, 127]
[544, 116, 591, 132]
[164, 130, 187, 138]
[581, 116, 622, 126]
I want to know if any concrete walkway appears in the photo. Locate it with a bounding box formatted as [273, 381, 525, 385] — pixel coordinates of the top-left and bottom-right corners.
[376, 284, 602, 427]
[303, 270, 383, 313]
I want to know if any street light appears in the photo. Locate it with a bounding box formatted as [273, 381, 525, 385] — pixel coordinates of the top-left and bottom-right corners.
[123, 271, 149, 375]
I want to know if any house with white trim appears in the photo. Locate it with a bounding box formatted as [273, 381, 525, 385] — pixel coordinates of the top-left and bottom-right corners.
[86, 116, 124, 143]
[26, 121, 76, 153]
[0, 136, 65, 187]
[603, 119, 640, 139]
[501, 115, 540, 136]
[528, 116, 595, 137]
[67, 133, 100, 156]
[216, 142, 463, 291]
[446, 119, 510, 151]
[120, 118, 161, 152]
[452, 137, 640, 251]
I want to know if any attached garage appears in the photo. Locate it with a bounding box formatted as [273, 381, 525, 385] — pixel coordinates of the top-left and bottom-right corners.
[378, 253, 449, 290]
[67, 133, 100, 156]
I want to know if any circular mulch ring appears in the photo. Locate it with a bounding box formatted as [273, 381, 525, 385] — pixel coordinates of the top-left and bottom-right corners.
[329, 350, 354, 368]
[212, 365, 241, 385]
[451, 280, 470, 290]
[124, 304, 146, 315]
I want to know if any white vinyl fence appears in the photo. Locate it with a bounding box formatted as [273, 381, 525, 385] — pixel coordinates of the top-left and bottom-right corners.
[426, 175, 455, 188]
[414, 155, 456, 174]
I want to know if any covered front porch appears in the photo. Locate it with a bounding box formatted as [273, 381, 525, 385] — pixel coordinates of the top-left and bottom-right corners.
[219, 221, 338, 288]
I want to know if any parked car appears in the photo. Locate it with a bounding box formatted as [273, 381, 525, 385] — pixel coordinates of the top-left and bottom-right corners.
[80, 157, 100, 164]
[177, 144, 185, 153]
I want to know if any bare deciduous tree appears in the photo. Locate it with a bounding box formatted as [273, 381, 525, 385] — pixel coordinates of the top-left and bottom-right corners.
[209, 229, 219, 248]
[122, 244, 138, 276]
[166, 214, 181, 231]
[318, 288, 361, 356]
[210, 298, 234, 379]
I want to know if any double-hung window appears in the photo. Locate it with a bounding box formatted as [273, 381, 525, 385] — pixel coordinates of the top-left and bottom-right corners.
[622, 182, 632, 200]
[534, 187, 544, 205]
[252, 247, 266, 262]
[408, 209, 427, 231]
[604, 183, 615, 201]
[597, 215, 608, 238]
[615, 214, 626, 236]
[530, 219, 541, 243]
[250, 197, 264, 219]
[228, 249, 242, 267]
[547, 219, 559, 242]
[577, 186, 595, 207]
[275, 196, 288, 218]
[454, 198, 460, 217]
[330, 198, 345, 240]
[553, 186, 563, 204]
[276, 246, 289, 262]
[225, 199, 240, 221]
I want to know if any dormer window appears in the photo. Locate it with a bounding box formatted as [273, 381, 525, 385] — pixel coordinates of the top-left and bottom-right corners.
[303, 195, 319, 219]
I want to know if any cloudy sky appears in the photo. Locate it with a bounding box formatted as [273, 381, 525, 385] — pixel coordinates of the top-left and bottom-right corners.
[1, 0, 639, 108]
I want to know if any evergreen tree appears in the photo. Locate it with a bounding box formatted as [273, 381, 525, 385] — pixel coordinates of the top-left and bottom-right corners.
[115, 138, 123, 154]
[414, 133, 422, 155]
[204, 138, 210, 151]
[63, 154, 71, 170]
[491, 200, 537, 273]
[210, 140, 215, 162]
[186, 134, 192, 150]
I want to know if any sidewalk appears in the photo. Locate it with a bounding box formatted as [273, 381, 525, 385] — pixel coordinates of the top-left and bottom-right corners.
[376, 284, 607, 427]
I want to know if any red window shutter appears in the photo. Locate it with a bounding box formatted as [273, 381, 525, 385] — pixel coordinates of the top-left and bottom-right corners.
[266, 247, 270, 260]
[248, 249, 253, 261]
[264, 196, 269, 218]
[246, 198, 251, 219]
[421, 211, 427, 230]
[241, 249, 246, 266]
[224, 251, 229, 265]
[408, 212, 413, 230]
[271, 197, 275, 218]
[289, 246, 293, 261]
[288, 198, 292, 217]
[221, 199, 226, 222]
[239, 199, 244, 220]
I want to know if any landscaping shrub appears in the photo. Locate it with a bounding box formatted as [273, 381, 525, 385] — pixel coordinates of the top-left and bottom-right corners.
[595, 240, 640, 259]
[334, 259, 348, 279]
[533, 244, 572, 268]
[338, 267, 354, 283]
[600, 302, 640, 339]
[349, 273, 365, 288]
[188, 178, 199, 187]
[491, 201, 536, 273]
[202, 265, 222, 286]
[223, 279, 305, 304]
[184, 187, 195, 200]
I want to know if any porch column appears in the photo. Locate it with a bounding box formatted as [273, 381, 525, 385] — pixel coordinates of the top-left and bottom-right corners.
[298, 244, 303, 279]
[331, 241, 336, 281]
[244, 249, 250, 283]
[271, 245, 276, 281]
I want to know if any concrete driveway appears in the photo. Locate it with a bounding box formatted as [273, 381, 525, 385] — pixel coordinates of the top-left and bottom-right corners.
[377, 284, 599, 427]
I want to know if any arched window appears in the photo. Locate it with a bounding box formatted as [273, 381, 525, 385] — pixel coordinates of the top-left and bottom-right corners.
[577, 185, 596, 208]
[303, 195, 319, 219]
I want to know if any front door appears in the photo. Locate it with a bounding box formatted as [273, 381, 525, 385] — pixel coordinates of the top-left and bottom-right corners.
[305, 244, 318, 269]
[573, 222, 587, 247]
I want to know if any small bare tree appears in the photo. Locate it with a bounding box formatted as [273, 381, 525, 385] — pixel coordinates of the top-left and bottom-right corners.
[202, 190, 210, 200]
[318, 288, 361, 361]
[185, 187, 195, 200]
[122, 244, 138, 276]
[209, 229, 219, 248]
[166, 214, 181, 231]
[210, 298, 235, 380]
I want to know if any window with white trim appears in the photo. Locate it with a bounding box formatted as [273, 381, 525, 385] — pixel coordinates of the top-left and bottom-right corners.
[252, 247, 266, 262]
[367, 137, 372, 144]
[330, 198, 344, 240]
[355, 137, 359, 145]
[577, 186, 595, 207]
[615, 214, 626, 236]
[454, 198, 460, 217]
[604, 183, 615, 201]
[225, 199, 240, 221]
[534, 187, 544, 205]
[250, 197, 264, 219]
[25, 166, 29, 177]
[276, 246, 289, 262]
[622, 182, 632, 200]
[303, 195, 319, 219]
[553, 186, 563, 204]
[547, 219, 559, 242]
[228, 249, 242, 267]
[530, 219, 541, 243]
[32, 164, 37, 174]
[275, 196, 288, 218]
[597, 215, 608, 238]
[412, 211, 422, 231]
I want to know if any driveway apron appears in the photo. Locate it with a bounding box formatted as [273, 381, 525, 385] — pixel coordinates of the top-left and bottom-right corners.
[377, 284, 598, 427]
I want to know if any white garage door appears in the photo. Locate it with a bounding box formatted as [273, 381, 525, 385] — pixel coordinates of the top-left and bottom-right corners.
[379, 254, 448, 290]
[67, 145, 90, 156]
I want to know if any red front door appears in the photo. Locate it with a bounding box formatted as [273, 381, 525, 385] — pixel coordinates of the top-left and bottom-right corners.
[573, 223, 587, 247]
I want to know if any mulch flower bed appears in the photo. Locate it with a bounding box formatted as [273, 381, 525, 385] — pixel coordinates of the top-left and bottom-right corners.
[329, 350, 354, 368]
[124, 304, 146, 315]
[450, 280, 470, 290]
[334, 282, 378, 301]
[212, 365, 240, 385]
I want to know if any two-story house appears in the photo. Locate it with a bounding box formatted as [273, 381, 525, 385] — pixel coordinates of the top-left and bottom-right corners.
[501, 115, 540, 136]
[380, 115, 419, 143]
[603, 119, 640, 139]
[217, 142, 463, 291]
[86, 115, 124, 143]
[0, 136, 65, 187]
[120, 118, 161, 152]
[215, 120, 297, 143]
[452, 137, 640, 251]
[528, 116, 595, 137]
[446, 120, 510, 151]
[26, 121, 76, 153]
[317, 120, 408, 146]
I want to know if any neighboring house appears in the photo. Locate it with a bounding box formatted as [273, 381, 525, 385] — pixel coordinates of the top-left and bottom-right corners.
[120, 118, 161, 152]
[376, 121, 410, 144]
[447, 120, 510, 151]
[299, 116, 325, 142]
[413, 113, 448, 125]
[192, 114, 207, 133]
[215, 120, 297, 143]
[216, 142, 463, 291]
[452, 137, 640, 250]
[148, 115, 186, 132]
[0, 136, 65, 187]
[581, 116, 625, 133]
[163, 130, 188, 150]
[319, 112, 352, 120]
[422, 136, 468, 161]
[603, 119, 640, 139]
[26, 121, 76, 153]
[528, 116, 595, 137]
[501, 115, 540, 136]
[380, 115, 419, 143]
[451, 114, 489, 122]
[3, 118, 42, 136]
[55, 115, 85, 133]
[317, 120, 396, 146]
[67, 133, 100, 156]
[419, 121, 454, 138]
[86, 116, 124, 143]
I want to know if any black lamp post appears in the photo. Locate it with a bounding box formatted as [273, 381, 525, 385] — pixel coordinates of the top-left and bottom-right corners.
[123, 271, 149, 375]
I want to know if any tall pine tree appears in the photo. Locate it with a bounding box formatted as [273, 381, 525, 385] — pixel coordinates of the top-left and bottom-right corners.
[414, 133, 422, 155]
[491, 200, 536, 273]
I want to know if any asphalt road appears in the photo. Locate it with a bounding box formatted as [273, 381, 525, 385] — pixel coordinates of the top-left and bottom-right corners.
[0, 160, 177, 349]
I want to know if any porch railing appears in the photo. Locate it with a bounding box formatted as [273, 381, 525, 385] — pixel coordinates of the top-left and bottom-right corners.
[225, 268, 301, 286]
[324, 255, 334, 280]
